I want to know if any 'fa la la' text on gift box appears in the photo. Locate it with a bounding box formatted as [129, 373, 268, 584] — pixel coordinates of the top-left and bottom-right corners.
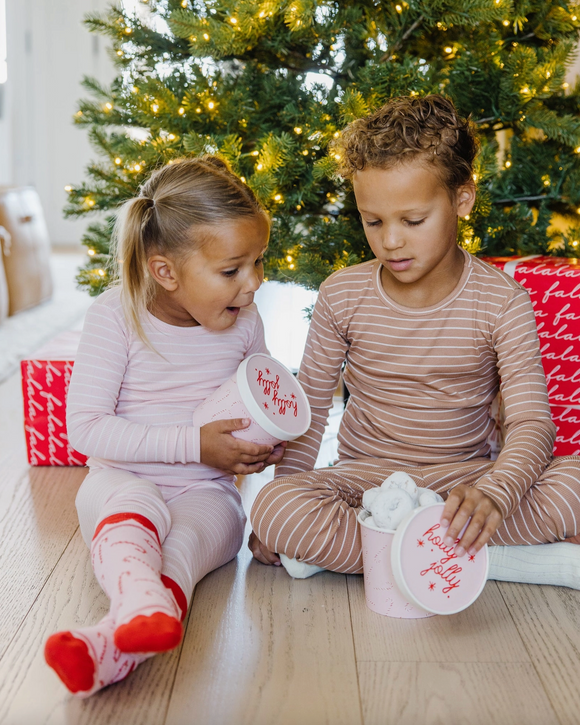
[21, 331, 87, 466]
[483, 255, 580, 455]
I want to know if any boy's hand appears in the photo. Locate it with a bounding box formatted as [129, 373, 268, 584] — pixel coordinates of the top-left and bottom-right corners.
[248, 531, 281, 566]
[200, 418, 277, 475]
[264, 441, 287, 467]
[440, 484, 503, 557]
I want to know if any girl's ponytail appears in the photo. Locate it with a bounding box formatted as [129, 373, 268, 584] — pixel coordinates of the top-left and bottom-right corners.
[111, 196, 157, 345]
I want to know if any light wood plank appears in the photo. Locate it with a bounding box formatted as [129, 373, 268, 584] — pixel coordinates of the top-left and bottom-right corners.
[0, 466, 86, 657]
[357, 662, 559, 725]
[0, 372, 88, 657]
[0, 530, 184, 725]
[165, 470, 362, 725]
[347, 575, 530, 664]
[166, 551, 362, 725]
[497, 581, 580, 725]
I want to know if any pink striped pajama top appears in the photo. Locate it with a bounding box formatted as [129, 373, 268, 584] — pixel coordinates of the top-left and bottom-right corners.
[67, 287, 268, 488]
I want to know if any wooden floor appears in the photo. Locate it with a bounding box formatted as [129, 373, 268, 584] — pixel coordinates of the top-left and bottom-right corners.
[1, 370, 580, 725]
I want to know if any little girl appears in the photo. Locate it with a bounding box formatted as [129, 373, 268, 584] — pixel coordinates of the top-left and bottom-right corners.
[249, 95, 580, 589]
[44, 156, 284, 697]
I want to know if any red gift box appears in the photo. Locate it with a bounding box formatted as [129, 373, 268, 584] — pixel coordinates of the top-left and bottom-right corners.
[21, 331, 87, 466]
[551, 406, 580, 456]
[484, 255, 580, 456]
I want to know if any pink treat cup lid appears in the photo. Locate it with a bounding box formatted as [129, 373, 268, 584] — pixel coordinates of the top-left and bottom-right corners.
[237, 353, 311, 441]
[391, 504, 489, 616]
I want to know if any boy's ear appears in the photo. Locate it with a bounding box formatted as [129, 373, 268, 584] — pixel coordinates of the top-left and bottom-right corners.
[148, 255, 179, 292]
[456, 182, 476, 217]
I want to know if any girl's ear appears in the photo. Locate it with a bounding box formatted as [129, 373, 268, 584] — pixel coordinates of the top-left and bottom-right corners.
[456, 182, 476, 218]
[148, 255, 179, 292]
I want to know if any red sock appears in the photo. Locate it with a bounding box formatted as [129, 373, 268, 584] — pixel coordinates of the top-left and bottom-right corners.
[44, 632, 95, 694]
[44, 615, 147, 698]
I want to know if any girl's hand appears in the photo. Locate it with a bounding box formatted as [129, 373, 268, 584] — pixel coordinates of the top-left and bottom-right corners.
[248, 531, 281, 566]
[200, 418, 276, 475]
[440, 484, 503, 557]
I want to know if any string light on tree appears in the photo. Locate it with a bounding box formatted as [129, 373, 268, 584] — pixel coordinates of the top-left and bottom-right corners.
[70, 0, 580, 296]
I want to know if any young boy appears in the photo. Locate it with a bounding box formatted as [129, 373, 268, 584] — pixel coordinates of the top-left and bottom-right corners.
[249, 94, 580, 588]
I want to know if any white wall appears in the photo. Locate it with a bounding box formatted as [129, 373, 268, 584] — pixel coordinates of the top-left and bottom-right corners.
[0, 0, 115, 246]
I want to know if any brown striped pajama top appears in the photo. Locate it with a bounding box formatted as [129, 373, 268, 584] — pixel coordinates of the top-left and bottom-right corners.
[251, 250, 580, 573]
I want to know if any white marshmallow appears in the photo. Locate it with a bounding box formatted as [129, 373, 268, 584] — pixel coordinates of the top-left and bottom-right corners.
[381, 471, 419, 504]
[361, 471, 444, 532]
[362, 487, 381, 510]
[418, 489, 444, 507]
[370, 487, 415, 530]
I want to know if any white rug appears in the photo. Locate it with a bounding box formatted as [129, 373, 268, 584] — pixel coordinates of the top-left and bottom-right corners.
[0, 252, 93, 383]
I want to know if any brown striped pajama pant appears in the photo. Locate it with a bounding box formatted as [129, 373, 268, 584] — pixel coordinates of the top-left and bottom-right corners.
[250, 456, 580, 574]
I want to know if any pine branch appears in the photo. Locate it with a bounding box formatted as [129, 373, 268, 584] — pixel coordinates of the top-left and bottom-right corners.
[69, 0, 580, 295]
[493, 194, 556, 203]
[379, 15, 424, 63]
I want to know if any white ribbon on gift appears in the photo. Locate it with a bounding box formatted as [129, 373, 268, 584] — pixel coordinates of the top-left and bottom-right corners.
[502, 254, 541, 278]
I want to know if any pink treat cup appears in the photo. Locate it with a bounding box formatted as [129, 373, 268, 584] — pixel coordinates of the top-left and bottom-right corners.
[358, 510, 434, 619]
[192, 353, 311, 445]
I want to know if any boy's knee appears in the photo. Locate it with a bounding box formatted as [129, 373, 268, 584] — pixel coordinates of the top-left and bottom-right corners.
[249, 476, 300, 542]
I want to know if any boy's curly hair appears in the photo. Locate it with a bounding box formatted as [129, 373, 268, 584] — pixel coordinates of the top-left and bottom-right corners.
[333, 94, 479, 193]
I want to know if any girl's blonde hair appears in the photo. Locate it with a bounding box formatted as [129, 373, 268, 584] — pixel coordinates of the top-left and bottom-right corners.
[111, 156, 266, 342]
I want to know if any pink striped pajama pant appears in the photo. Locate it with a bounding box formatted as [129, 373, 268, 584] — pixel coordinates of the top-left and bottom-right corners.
[76, 468, 246, 606]
[250, 456, 580, 574]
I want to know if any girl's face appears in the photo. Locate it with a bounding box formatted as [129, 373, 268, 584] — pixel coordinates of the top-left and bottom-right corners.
[148, 214, 270, 330]
[353, 160, 475, 307]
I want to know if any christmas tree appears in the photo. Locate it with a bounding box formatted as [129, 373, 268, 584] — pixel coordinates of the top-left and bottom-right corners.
[67, 0, 580, 296]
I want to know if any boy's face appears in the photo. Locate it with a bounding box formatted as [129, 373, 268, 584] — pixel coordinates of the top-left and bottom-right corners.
[352, 160, 475, 305]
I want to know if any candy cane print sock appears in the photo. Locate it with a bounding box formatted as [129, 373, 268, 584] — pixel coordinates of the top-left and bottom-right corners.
[44, 614, 149, 698]
[91, 513, 184, 653]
